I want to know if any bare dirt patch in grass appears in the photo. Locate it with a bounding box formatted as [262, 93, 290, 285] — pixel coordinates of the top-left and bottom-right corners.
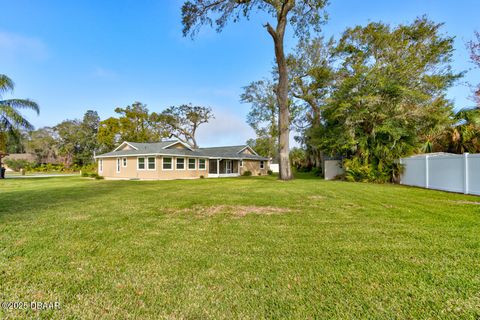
[168, 205, 292, 217]
[450, 200, 480, 206]
[308, 195, 326, 200]
[382, 203, 397, 209]
[66, 214, 91, 221]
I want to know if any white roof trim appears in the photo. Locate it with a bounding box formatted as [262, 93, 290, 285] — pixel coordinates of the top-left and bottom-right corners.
[162, 141, 193, 151]
[237, 145, 259, 156]
[113, 141, 138, 152]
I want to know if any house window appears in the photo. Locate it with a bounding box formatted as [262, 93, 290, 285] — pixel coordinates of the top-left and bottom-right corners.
[188, 158, 196, 170]
[99, 159, 103, 172]
[260, 161, 265, 169]
[239, 160, 243, 167]
[176, 158, 185, 170]
[138, 157, 145, 170]
[122, 158, 127, 167]
[148, 157, 156, 170]
[116, 158, 121, 173]
[162, 157, 172, 170]
[198, 159, 206, 170]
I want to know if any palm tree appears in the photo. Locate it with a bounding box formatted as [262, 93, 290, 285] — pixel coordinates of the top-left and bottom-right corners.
[447, 108, 480, 153]
[0, 74, 39, 152]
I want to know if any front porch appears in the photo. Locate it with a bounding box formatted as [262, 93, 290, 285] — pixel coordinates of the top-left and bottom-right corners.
[208, 159, 240, 178]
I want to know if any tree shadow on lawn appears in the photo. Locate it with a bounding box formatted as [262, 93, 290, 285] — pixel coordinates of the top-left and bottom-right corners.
[0, 178, 136, 221]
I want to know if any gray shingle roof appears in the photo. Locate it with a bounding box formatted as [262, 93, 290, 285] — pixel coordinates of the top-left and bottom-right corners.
[96, 141, 269, 160]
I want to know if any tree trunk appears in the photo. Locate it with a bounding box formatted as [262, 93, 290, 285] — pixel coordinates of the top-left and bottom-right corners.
[276, 45, 293, 180]
[265, 4, 294, 180]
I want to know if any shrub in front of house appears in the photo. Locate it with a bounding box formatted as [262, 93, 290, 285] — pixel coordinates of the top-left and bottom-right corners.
[267, 170, 273, 175]
[3, 159, 34, 172]
[242, 170, 252, 176]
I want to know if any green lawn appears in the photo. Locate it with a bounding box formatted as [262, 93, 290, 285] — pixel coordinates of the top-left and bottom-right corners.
[0, 175, 479, 319]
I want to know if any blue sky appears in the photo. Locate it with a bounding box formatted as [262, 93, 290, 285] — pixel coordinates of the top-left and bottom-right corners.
[1, 0, 479, 147]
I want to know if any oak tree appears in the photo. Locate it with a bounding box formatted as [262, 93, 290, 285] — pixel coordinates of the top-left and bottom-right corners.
[181, 0, 328, 180]
[468, 31, 480, 107]
[152, 104, 213, 148]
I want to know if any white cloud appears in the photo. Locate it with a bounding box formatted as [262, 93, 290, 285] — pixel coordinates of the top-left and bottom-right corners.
[196, 109, 255, 147]
[0, 31, 48, 61]
[92, 67, 118, 79]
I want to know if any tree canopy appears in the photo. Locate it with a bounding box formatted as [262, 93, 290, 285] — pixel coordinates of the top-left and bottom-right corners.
[309, 17, 462, 182]
[181, 0, 329, 180]
[241, 79, 278, 159]
[152, 104, 213, 149]
[468, 31, 480, 108]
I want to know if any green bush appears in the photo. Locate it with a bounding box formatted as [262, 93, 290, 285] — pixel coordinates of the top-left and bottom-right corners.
[81, 172, 90, 177]
[342, 158, 403, 183]
[95, 175, 104, 180]
[89, 173, 98, 178]
[267, 170, 273, 175]
[27, 163, 97, 174]
[29, 163, 65, 173]
[311, 167, 323, 177]
[199, 175, 205, 179]
[3, 159, 34, 172]
[242, 170, 252, 176]
[75, 163, 97, 173]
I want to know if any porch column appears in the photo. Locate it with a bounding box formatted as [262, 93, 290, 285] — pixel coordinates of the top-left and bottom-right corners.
[217, 159, 220, 175]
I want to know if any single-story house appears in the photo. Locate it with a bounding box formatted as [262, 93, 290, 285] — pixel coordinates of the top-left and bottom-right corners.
[94, 140, 270, 180]
[2, 153, 36, 172]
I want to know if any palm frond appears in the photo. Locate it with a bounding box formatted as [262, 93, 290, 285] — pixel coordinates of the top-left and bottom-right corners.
[0, 99, 40, 115]
[0, 74, 14, 95]
[0, 104, 35, 132]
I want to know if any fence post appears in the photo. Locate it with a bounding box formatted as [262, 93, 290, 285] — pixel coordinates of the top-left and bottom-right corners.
[464, 153, 469, 195]
[425, 155, 429, 189]
[399, 158, 403, 184]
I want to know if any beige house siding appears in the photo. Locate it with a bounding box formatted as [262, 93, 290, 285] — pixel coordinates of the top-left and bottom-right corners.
[166, 142, 189, 150]
[98, 156, 209, 180]
[239, 159, 269, 176]
[240, 148, 253, 155]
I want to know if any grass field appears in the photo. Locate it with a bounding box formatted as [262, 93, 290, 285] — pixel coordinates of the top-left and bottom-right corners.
[0, 175, 479, 319]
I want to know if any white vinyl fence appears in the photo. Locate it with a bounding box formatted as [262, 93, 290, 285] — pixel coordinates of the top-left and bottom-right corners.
[400, 153, 480, 195]
[270, 163, 279, 173]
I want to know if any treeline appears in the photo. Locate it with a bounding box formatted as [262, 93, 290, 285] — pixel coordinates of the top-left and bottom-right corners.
[242, 17, 480, 182]
[6, 102, 214, 168]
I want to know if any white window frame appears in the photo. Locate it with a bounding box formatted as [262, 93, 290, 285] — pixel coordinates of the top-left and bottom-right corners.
[122, 157, 127, 167]
[188, 158, 196, 170]
[260, 161, 265, 169]
[176, 157, 185, 170]
[162, 157, 173, 171]
[116, 158, 121, 173]
[137, 157, 146, 170]
[198, 159, 206, 170]
[99, 159, 103, 172]
[239, 160, 243, 167]
[147, 157, 156, 171]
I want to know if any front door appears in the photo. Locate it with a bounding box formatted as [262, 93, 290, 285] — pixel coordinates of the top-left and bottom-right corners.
[226, 160, 232, 174]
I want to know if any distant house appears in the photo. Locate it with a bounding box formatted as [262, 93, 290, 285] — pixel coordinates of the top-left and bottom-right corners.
[94, 140, 269, 180]
[3, 153, 36, 172]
